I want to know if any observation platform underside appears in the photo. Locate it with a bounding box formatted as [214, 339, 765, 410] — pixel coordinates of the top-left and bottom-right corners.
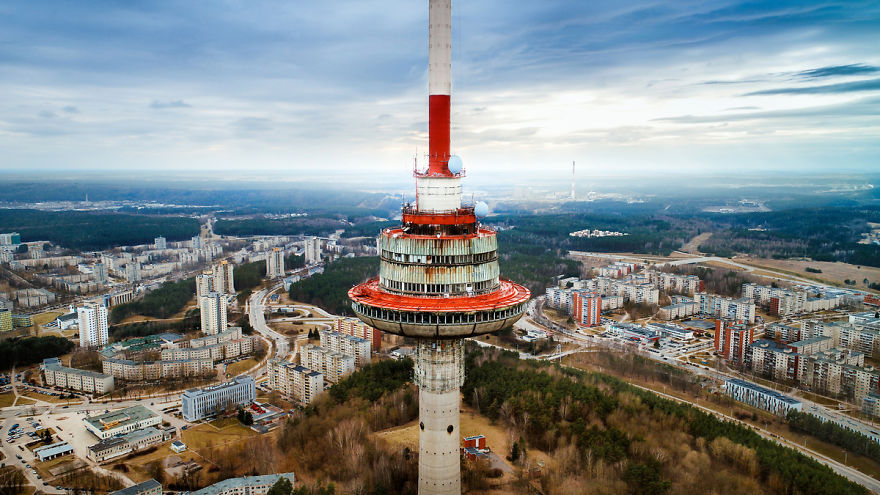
[349, 278, 529, 338]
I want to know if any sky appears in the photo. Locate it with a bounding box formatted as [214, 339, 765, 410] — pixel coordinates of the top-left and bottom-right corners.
[1, 0, 879, 183]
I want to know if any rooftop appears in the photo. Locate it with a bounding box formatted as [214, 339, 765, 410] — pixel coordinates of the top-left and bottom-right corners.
[189, 473, 295, 495]
[725, 378, 802, 406]
[85, 405, 158, 432]
[110, 479, 161, 495]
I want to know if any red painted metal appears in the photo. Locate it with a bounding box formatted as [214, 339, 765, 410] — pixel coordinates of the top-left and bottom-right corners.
[383, 227, 494, 240]
[428, 94, 451, 176]
[402, 207, 476, 226]
[349, 278, 530, 312]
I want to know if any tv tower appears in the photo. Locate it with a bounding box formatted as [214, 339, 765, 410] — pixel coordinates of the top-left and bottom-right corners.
[348, 0, 530, 493]
[571, 161, 576, 200]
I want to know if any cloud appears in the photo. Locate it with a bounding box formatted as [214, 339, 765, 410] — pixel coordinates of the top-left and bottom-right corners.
[744, 78, 880, 96]
[796, 64, 880, 79]
[62, 105, 79, 114]
[149, 99, 191, 109]
[38, 110, 56, 119]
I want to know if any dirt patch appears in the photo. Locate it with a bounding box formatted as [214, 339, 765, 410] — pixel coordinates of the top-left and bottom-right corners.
[681, 232, 712, 254]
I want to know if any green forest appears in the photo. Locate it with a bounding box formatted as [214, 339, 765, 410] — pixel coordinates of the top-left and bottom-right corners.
[215, 217, 342, 237]
[110, 277, 196, 323]
[110, 309, 201, 341]
[0, 209, 199, 251]
[234, 260, 267, 293]
[288, 256, 378, 315]
[462, 346, 866, 495]
[0, 336, 75, 369]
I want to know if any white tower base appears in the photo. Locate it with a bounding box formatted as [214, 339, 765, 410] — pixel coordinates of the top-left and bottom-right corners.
[415, 339, 464, 494]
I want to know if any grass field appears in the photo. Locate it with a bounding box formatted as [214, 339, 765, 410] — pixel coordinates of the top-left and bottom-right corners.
[0, 392, 16, 407]
[20, 390, 77, 404]
[226, 358, 257, 376]
[209, 417, 240, 429]
[33, 311, 64, 326]
[181, 421, 257, 451]
[14, 396, 35, 406]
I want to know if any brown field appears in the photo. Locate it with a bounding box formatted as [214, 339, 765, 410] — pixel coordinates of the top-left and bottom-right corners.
[681, 232, 713, 254]
[20, 391, 78, 404]
[739, 257, 880, 291]
[181, 421, 258, 451]
[226, 358, 258, 376]
[0, 392, 16, 407]
[33, 311, 64, 327]
[374, 403, 533, 473]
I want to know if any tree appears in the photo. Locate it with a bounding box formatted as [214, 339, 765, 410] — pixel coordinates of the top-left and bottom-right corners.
[267, 477, 293, 495]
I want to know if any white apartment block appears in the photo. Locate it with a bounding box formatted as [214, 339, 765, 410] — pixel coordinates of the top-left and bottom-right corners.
[334, 317, 380, 350]
[300, 344, 355, 383]
[266, 248, 285, 278]
[125, 263, 141, 282]
[649, 271, 703, 295]
[695, 293, 755, 323]
[658, 300, 699, 320]
[43, 359, 114, 393]
[213, 261, 235, 294]
[267, 359, 324, 405]
[154, 237, 167, 250]
[304, 236, 321, 264]
[742, 283, 842, 316]
[199, 292, 228, 335]
[802, 320, 880, 357]
[78, 304, 109, 348]
[319, 329, 371, 366]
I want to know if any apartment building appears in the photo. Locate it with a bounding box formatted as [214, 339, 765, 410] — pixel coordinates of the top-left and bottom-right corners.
[572, 291, 601, 327]
[649, 271, 704, 295]
[300, 344, 355, 383]
[305, 236, 321, 264]
[696, 293, 756, 324]
[658, 300, 698, 321]
[266, 248, 285, 278]
[335, 317, 381, 351]
[42, 358, 114, 393]
[266, 359, 324, 405]
[199, 292, 228, 335]
[715, 320, 754, 364]
[319, 330, 371, 366]
[78, 303, 109, 348]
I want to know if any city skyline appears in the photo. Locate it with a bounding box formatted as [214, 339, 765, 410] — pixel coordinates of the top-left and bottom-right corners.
[1, 1, 878, 177]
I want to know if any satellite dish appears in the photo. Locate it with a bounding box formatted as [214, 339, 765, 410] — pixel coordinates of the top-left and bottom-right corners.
[447, 155, 463, 174]
[474, 201, 489, 218]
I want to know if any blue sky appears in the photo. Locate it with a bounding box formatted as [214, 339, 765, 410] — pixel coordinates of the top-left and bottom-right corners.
[0, 0, 878, 181]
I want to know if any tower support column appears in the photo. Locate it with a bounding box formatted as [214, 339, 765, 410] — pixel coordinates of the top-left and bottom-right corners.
[415, 339, 464, 494]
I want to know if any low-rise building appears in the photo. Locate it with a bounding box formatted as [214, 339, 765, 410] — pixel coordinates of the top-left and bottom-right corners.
[84, 405, 161, 440]
[723, 378, 802, 416]
[645, 322, 694, 341]
[607, 322, 660, 343]
[88, 426, 172, 463]
[181, 375, 256, 422]
[34, 442, 74, 461]
[110, 479, 162, 495]
[189, 473, 296, 495]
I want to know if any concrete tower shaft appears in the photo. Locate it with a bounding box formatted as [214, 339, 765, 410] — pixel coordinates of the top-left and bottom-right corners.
[416, 340, 463, 494]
